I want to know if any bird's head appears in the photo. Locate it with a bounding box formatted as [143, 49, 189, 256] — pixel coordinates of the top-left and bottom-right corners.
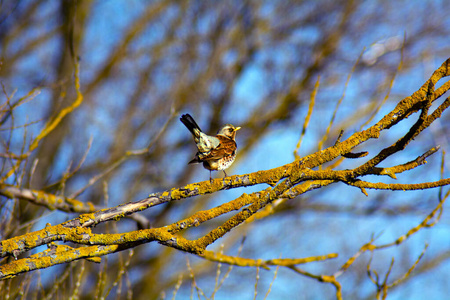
[218, 124, 241, 139]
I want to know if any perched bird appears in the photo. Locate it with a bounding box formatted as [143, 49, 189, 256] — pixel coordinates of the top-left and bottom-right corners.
[180, 114, 241, 182]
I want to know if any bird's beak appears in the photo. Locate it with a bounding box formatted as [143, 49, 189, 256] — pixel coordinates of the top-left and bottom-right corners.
[234, 127, 241, 132]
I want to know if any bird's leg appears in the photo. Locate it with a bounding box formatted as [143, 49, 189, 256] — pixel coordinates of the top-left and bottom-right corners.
[222, 170, 228, 185]
[209, 170, 213, 184]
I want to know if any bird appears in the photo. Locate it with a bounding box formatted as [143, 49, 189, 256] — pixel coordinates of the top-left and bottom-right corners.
[180, 113, 241, 182]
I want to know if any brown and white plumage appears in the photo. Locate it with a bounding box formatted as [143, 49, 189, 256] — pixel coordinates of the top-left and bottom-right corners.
[180, 114, 241, 181]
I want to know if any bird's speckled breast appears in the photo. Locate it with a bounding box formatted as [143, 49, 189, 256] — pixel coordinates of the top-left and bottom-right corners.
[217, 154, 236, 170]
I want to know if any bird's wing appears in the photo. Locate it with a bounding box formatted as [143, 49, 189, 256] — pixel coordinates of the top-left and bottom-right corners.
[200, 136, 236, 160]
[196, 133, 220, 153]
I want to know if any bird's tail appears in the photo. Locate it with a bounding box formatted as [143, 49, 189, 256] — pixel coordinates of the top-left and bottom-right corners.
[180, 114, 202, 137]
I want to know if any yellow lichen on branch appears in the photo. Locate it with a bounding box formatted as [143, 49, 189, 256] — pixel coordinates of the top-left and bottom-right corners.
[0, 58, 450, 294]
[0, 185, 96, 213]
[0, 244, 117, 280]
[201, 250, 338, 269]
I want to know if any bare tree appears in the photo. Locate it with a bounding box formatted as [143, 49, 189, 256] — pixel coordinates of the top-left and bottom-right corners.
[1, 1, 450, 299]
